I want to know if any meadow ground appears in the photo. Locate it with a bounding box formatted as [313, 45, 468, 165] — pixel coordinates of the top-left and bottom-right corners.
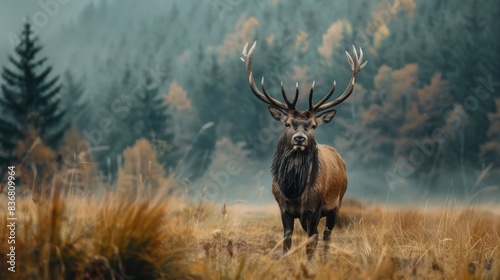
[0, 187, 499, 280]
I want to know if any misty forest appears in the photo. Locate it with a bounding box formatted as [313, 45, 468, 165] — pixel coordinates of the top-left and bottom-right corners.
[1, 0, 499, 202]
[1, 0, 500, 279]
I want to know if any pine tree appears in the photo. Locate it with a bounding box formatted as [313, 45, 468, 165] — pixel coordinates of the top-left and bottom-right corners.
[95, 66, 137, 181]
[185, 55, 227, 179]
[127, 72, 175, 171]
[61, 71, 89, 130]
[195, 55, 228, 125]
[443, 1, 495, 190]
[258, 24, 294, 85]
[0, 22, 66, 168]
[182, 123, 216, 181]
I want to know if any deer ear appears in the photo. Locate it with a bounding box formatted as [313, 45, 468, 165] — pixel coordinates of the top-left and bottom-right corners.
[317, 109, 337, 124]
[268, 106, 287, 123]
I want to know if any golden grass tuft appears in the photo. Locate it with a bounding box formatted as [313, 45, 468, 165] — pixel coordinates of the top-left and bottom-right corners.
[0, 188, 193, 279]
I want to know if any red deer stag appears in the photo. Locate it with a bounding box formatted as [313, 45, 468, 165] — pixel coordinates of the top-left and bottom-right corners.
[241, 41, 367, 259]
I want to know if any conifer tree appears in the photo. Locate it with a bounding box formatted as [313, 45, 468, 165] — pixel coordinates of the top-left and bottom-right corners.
[127, 72, 175, 171]
[443, 2, 496, 189]
[185, 55, 226, 179]
[0, 22, 65, 168]
[61, 71, 89, 129]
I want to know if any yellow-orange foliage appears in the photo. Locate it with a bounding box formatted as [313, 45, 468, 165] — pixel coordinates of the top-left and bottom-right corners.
[318, 20, 352, 64]
[372, 64, 418, 96]
[58, 124, 100, 194]
[218, 16, 260, 59]
[371, 24, 390, 53]
[364, 64, 418, 126]
[398, 0, 417, 18]
[368, 0, 416, 53]
[392, 64, 418, 93]
[13, 125, 57, 199]
[288, 65, 312, 103]
[417, 73, 448, 108]
[166, 80, 192, 112]
[266, 34, 275, 46]
[117, 139, 166, 195]
[294, 30, 309, 53]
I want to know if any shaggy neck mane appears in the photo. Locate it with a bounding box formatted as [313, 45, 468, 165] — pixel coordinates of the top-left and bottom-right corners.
[271, 133, 319, 200]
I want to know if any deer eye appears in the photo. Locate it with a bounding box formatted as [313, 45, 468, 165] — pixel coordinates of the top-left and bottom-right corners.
[311, 124, 317, 129]
[285, 122, 291, 127]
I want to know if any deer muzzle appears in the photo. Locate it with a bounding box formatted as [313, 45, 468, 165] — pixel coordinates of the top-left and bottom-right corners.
[292, 133, 308, 151]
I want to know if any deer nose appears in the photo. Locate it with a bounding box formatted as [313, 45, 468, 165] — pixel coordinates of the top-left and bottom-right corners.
[294, 136, 306, 144]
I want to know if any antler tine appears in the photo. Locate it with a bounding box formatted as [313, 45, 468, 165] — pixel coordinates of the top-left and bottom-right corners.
[247, 74, 275, 105]
[262, 77, 288, 109]
[311, 45, 367, 113]
[308, 81, 315, 111]
[310, 81, 336, 111]
[243, 41, 288, 111]
[358, 46, 363, 64]
[280, 81, 294, 109]
[292, 82, 299, 108]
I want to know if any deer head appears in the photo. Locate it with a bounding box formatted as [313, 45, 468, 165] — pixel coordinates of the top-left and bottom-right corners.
[242, 41, 367, 151]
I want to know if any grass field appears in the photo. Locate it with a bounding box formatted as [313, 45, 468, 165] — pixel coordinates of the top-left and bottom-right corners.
[0, 186, 499, 279]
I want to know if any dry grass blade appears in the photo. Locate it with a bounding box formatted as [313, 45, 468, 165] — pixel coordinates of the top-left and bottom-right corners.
[267, 237, 285, 257]
[281, 235, 318, 260]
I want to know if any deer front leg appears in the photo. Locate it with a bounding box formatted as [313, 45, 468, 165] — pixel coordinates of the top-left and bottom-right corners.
[281, 211, 294, 254]
[304, 210, 321, 260]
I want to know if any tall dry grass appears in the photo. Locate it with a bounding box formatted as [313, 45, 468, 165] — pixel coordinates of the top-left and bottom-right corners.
[0, 180, 498, 279]
[0, 185, 196, 279]
[174, 198, 500, 280]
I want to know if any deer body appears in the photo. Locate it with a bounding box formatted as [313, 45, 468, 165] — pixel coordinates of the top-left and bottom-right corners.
[272, 143, 347, 218]
[241, 41, 366, 259]
[269, 112, 348, 258]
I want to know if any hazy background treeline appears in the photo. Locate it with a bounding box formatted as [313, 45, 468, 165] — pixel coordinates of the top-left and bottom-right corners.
[0, 0, 499, 203]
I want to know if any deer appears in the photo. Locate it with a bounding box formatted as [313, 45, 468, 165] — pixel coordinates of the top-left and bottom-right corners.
[241, 41, 367, 259]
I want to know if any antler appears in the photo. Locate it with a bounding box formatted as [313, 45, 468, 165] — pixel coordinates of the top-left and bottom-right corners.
[308, 45, 368, 113]
[242, 41, 298, 111]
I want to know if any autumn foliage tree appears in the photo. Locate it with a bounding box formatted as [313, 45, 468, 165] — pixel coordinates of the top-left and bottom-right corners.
[117, 138, 168, 196]
[335, 64, 454, 194]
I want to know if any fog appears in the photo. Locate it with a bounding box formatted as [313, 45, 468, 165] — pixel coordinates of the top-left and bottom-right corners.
[1, 0, 499, 205]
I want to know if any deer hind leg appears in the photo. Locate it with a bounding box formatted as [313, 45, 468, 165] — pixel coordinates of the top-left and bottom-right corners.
[322, 207, 339, 255]
[323, 207, 338, 242]
[299, 217, 308, 232]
